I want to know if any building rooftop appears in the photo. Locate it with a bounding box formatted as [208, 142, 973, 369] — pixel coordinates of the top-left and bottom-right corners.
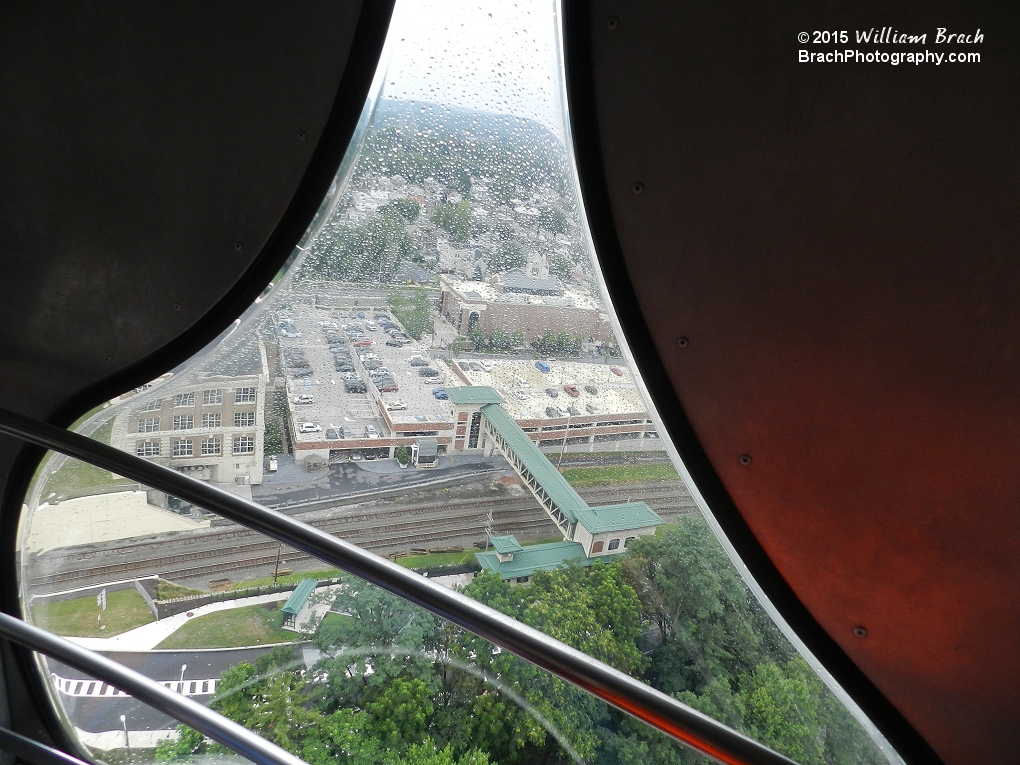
[417, 437, 438, 457]
[476, 540, 603, 580]
[495, 268, 563, 296]
[489, 535, 524, 554]
[480, 403, 589, 523]
[281, 578, 318, 616]
[575, 502, 664, 534]
[446, 386, 504, 405]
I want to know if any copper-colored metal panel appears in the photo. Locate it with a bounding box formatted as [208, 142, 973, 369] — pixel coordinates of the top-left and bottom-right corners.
[584, 2, 1020, 763]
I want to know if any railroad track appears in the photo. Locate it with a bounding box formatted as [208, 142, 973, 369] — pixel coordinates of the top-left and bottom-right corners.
[27, 481, 696, 592]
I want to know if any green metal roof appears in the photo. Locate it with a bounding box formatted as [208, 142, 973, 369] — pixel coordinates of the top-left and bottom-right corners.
[489, 535, 523, 554]
[481, 403, 589, 522]
[476, 541, 597, 580]
[575, 502, 664, 534]
[446, 386, 504, 405]
[281, 578, 318, 615]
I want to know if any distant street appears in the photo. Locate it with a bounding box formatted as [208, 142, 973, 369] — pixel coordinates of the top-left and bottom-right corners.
[50, 647, 289, 733]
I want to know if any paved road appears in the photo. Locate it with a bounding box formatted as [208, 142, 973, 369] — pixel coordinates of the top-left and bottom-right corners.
[50, 647, 294, 733]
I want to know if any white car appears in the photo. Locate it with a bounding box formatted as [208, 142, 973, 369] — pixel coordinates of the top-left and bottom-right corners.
[297, 422, 321, 433]
[386, 401, 408, 411]
[364, 425, 379, 438]
[292, 394, 314, 405]
[512, 389, 528, 401]
[319, 320, 338, 328]
[480, 361, 493, 372]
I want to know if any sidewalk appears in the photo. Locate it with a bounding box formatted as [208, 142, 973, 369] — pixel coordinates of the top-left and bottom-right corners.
[67, 591, 293, 652]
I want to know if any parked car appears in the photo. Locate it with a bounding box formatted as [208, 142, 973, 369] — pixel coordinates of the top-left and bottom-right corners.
[556, 406, 570, 417]
[610, 366, 623, 376]
[345, 379, 367, 393]
[545, 388, 558, 398]
[458, 361, 470, 370]
[567, 406, 581, 416]
[297, 422, 321, 433]
[335, 362, 354, 372]
[584, 385, 598, 395]
[585, 403, 600, 414]
[512, 389, 528, 400]
[432, 387, 449, 400]
[545, 406, 559, 417]
[351, 449, 363, 461]
[469, 361, 481, 371]
[386, 401, 408, 411]
[409, 356, 429, 366]
[364, 425, 379, 438]
[385, 340, 402, 347]
[352, 339, 372, 347]
[377, 382, 399, 392]
[291, 368, 313, 378]
[291, 394, 314, 404]
[535, 361, 551, 373]
[418, 367, 440, 377]
[341, 425, 354, 439]
[563, 385, 580, 397]
[324, 428, 339, 440]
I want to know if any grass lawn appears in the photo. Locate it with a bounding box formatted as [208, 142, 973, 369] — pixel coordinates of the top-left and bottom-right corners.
[560, 462, 680, 487]
[33, 589, 155, 637]
[156, 580, 204, 600]
[155, 604, 297, 649]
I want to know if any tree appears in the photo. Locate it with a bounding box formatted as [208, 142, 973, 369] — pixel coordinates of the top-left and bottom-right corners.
[154, 726, 206, 762]
[384, 198, 422, 223]
[395, 445, 411, 465]
[538, 206, 568, 234]
[487, 241, 526, 273]
[367, 677, 434, 751]
[388, 739, 490, 765]
[391, 292, 435, 340]
[549, 252, 574, 281]
[302, 709, 382, 765]
[432, 201, 472, 242]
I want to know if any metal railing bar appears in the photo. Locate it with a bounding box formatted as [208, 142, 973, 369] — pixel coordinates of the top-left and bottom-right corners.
[0, 407, 797, 765]
[0, 613, 304, 765]
[0, 725, 92, 765]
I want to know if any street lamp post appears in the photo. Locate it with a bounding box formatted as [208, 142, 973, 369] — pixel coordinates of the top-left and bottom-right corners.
[557, 412, 571, 467]
[120, 714, 130, 762]
[179, 663, 187, 691]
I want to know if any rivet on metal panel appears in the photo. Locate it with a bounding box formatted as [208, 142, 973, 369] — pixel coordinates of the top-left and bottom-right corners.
[607, 17, 619, 30]
[173, 304, 181, 311]
[298, 132, 307, 141]
[739, 454, 752, 465]
[632, 182, 644, 195]
[853, 626, 868, 638]
[234, 242, 243, 251]
[676, 336, 689, 348]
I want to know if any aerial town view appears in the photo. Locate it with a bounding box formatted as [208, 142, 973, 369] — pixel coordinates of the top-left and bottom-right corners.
[15, 5, 892, 765]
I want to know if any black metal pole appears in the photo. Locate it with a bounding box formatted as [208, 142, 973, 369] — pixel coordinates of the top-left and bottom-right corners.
[0, 407, 796, 765]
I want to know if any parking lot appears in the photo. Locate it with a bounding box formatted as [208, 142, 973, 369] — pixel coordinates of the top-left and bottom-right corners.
[277, 307, 455, 448]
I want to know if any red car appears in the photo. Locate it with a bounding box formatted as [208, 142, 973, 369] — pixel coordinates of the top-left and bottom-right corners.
[563, 385, 580, 397]
[352, 339, 372, 347]
[610, 366, 623, 376]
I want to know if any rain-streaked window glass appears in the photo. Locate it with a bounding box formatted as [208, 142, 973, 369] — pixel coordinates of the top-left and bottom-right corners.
[17, 2, 900, 764]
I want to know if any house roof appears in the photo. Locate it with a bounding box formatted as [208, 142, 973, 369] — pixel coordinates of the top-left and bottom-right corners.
[496, 268, 563, 296]
[446, 385, 504, 405]
[480, 403, 589, 523]
[281, 578, 318, 615]
[575, 502, 664, 534]
[489, 535, 523, 554]
[416, 437, 438, 457]
[476, 541, 601, 579]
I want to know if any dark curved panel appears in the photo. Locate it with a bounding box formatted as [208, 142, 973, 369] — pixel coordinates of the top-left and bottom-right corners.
[0, 2, 362, 421]
[568, 1, 1019, 764]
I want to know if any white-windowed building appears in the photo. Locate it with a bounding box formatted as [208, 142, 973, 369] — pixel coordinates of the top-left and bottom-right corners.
[111, 337, 268, 486]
